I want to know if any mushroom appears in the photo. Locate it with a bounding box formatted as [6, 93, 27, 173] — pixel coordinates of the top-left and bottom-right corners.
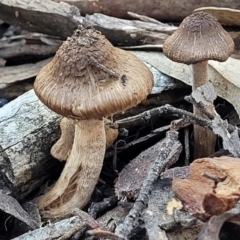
[34, 26, 153, 218]
[163, 12, 234, 158]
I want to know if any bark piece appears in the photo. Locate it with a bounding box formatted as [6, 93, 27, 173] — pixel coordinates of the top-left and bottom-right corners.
[173, 157, 240, 220]
[0, 58, 52, 84]
[12, 216, 87, 240]
[115, 141, 159, 199]
[0, 89, 61, 200]
[0, 0, 80, 39]
[81, 13, 176, 46]
[0, 44, 59, 59]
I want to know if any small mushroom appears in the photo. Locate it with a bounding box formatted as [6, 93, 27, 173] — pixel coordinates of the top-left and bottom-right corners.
[163, 12, 234, 158]
[51, 118, 75, 161]
[34, 26, 153, 219]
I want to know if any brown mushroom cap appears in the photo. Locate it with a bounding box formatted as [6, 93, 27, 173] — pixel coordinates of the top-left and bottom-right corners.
[163, 12, 234, 65]
[34, 27, 153, 120]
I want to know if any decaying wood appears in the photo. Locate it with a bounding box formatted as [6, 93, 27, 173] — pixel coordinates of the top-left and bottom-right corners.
[0, 58, 52, 84]
[0, 33, 61, 59]
[0, 0, 80, 39]
[12, 216, 87, 240]
[173, 157, 240, 220]
[0, 90, 61, 200]
[0, 44, 58, 59]
[0, 0, 176, 45]
[80, 14, 176, 46]
[52, 0, 240, 22]
[115, 131, 182, 238]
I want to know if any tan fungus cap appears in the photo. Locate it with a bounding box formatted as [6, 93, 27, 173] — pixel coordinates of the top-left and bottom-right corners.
[163, 12, 234, 64]
[34, 27, 153, 120]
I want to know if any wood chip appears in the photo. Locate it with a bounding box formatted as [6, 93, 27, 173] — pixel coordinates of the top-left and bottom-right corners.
[0, 58, 52, 84]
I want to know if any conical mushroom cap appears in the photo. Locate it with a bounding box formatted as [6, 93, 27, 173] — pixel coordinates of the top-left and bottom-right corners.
[34, 27, 153, 119]
[163, 12, 234, 65]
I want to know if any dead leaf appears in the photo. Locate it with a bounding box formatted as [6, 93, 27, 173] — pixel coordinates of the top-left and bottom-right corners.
[0, 193, 39, 229]
[172, 157, 240, 220]
[132, 51, 240, 118]
[0, 58, 52, 84]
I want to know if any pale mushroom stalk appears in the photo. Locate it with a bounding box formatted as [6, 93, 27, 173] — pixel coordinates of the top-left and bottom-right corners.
[192, 61, 208, 90]
[192, 61, 216, 158]
[39, 119, 106, 218]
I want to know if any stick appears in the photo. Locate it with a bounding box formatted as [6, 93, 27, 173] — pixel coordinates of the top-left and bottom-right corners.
[115, 131, 182, 238]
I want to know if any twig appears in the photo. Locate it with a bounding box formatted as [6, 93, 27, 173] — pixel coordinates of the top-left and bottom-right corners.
[184, 127, 190, 165]
[88, 196, 118, 219]
[127, 12, 163, 24]
[114, 131, 182, 239]
[112, 104, 239, 135]
[105, 125, 170, 159]
[185, 95, 215, 120]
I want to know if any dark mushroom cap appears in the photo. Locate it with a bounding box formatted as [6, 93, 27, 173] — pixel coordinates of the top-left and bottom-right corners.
[163, 12, 234, 64]
[34, 27, 153, 120]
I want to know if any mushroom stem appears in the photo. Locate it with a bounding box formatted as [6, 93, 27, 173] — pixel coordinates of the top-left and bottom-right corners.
[38, 119, 106, 218]
[192, 61, 216, 158]
[192, 61, 208, 90]
[51, 118, 75, 161]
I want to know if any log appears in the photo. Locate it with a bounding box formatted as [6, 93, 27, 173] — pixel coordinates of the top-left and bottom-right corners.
[53, 0, 240, 22]
[0, 90, 61, 200]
